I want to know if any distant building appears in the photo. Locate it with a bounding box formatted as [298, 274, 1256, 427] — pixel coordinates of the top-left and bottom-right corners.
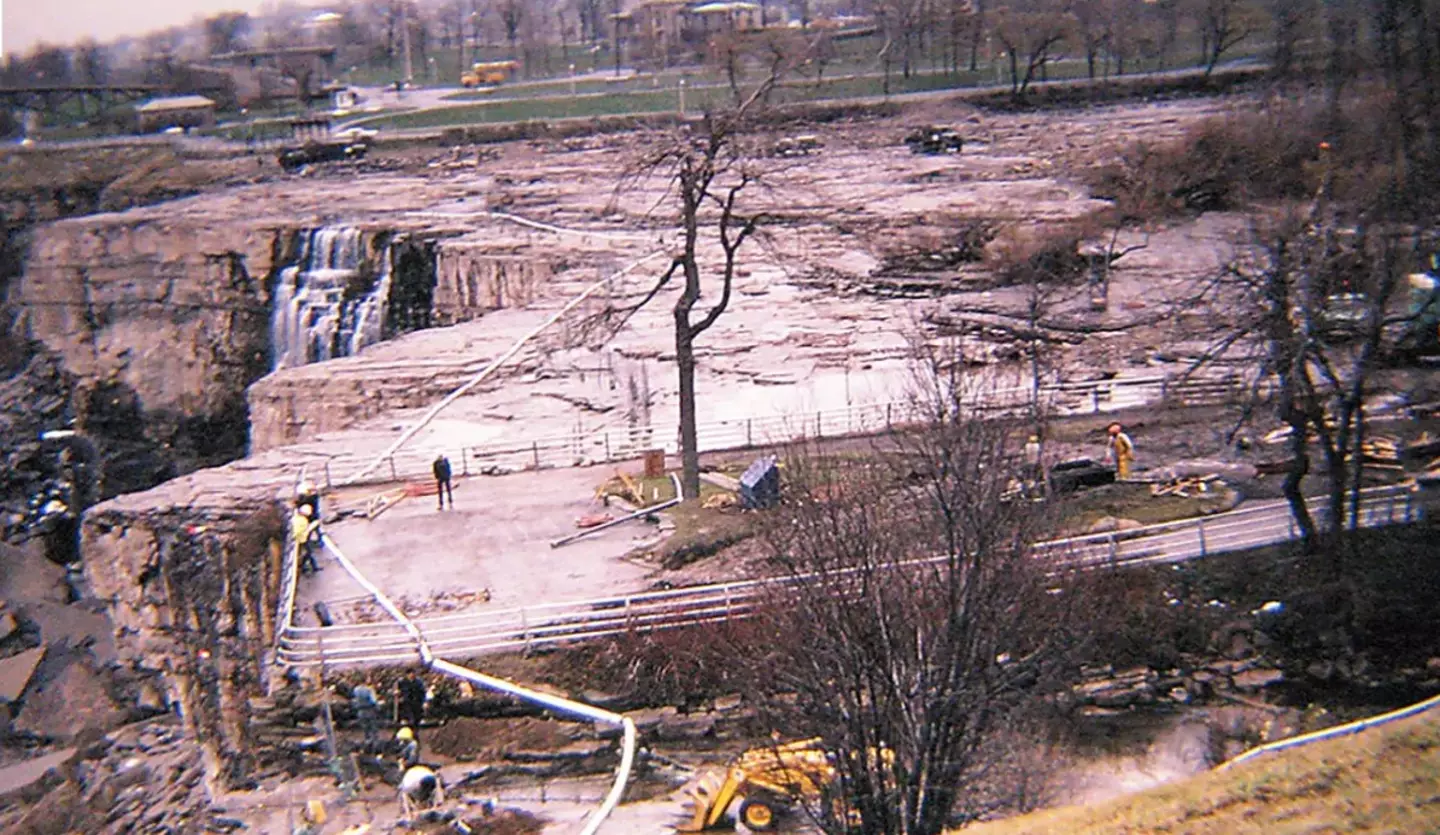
[135, 95, 217, 133]
[687, 2, 764, 35]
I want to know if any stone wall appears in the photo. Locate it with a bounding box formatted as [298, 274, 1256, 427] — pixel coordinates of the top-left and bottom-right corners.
[246, 362, 482, 452]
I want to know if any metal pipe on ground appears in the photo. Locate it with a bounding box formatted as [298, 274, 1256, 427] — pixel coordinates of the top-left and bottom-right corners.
[551, 497, 680, 548]
[551, 472, 684, 548]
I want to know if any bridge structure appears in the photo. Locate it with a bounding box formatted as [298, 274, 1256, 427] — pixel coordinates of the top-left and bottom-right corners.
[0, 84, 231, 119]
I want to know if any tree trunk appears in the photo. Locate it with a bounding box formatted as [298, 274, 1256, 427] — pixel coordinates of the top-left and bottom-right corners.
[674, 325, 701, 499]
[1282, 414, 1316, 551]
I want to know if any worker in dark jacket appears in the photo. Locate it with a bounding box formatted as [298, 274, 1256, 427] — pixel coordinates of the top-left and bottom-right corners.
[432, 455, 454, 510]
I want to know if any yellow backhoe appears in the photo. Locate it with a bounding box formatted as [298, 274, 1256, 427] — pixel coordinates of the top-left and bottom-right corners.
[678, 738, 838, 832]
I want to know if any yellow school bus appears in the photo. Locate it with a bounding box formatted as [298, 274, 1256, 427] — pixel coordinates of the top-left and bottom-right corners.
[461, 60, 519, 87]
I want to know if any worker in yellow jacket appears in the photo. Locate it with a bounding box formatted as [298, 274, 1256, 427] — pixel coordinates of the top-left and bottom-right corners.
[1107, 422, 1135, 480]
[291, 504, 321, 575]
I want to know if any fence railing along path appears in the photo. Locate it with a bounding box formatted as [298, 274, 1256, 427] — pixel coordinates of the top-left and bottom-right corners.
[308, 372, 1245, 490]
[276, 484, 1421, 669]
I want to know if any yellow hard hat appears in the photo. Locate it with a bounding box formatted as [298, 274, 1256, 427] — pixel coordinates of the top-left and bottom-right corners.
[396, 726, 415, 741]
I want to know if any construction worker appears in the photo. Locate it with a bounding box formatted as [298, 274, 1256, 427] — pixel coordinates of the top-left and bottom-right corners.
[1106, 422, 1136, 480]
[394, 726, 420, 769]
[398, 764, 444, 818]
[291, 504, 321, 575]
[295, 479, 320, 520]
[352, 684, 381, 752]
[398, 675, 427, 729]
[432, 455, 454, 511]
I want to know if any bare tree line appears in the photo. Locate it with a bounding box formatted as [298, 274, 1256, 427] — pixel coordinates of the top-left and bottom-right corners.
[5, 0, 1416, 94]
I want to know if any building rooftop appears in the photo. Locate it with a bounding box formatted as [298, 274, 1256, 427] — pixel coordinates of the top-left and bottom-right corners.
[136, 95, 217, 112]
[690, 1, 761, 11]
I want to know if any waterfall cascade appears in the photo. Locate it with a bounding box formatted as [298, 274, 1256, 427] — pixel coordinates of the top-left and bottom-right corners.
[269, 228, 394, 371]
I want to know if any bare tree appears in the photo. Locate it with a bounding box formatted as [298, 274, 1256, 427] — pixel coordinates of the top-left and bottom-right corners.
[874, 0, 933, 87]
[22, 44, 72, 84]
[499, 0, 525, 62]
[602, 83, 782, 499]
[74, 41, 109, 85]
[1192, 0, 1258, 75]
[1071, 0, 1112, 79]
[204, 12, 252, 56]
[991, 0, 1075, 98]
[747, 358, 1076, 835]
[278, 53, 318, 108]
[1197, 193, 1421, 564]
[1264, 0, 1312, 77]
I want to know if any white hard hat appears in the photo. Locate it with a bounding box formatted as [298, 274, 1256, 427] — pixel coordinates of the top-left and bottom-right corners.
[298, 504, 313, 517]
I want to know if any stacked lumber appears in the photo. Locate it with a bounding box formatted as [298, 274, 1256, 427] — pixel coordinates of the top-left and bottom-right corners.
[1361, 436, 1402, 468]
[1150, 474, 1219, 498]
[595, 469, 646, 506]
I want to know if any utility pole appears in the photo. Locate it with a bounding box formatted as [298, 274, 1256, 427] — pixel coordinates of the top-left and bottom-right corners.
[402, 2, 415, 84]
[612, 0, 622, 77]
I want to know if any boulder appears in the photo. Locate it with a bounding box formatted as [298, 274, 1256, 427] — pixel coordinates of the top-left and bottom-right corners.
[13, 657, 126, 741]
[1087, 516, 1143, 534]
[0, 646, 45, 704]
[655, 711, 717, 742]
[1232, 668, 1285, 692]
[0, 747, 77, 806]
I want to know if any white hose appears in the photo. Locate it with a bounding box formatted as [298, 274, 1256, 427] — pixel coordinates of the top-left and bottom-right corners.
[317, 534, 638, 833]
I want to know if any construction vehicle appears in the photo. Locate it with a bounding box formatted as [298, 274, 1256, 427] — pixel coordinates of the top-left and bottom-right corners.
[461, 60, 519, 87]
[904, 125, 964, 155]
[679, 738, 839, 832]
[1399, 267, 1440, 361]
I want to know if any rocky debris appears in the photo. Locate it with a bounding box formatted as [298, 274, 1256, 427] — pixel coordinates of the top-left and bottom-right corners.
[1232, 668, 1286, 692]
[1074, 665, 1159, 708]
[0, 348, 73, 544]
[429, 716, 580, 762]
[0, 718, 214, 834]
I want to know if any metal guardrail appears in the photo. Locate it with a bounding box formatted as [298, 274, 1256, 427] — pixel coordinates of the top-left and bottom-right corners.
[277, 485, 1420, 668]
[313, 373, 1245, 489]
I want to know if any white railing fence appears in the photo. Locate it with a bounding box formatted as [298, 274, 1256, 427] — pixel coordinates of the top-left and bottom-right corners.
[277, 485, 1420, 669]
[312, 373, 1246, 490]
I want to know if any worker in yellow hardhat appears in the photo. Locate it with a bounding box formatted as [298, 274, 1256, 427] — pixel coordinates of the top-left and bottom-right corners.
[1106, 422, 1135, 480]
[291, 503, 321, 575]
[395, 726, 420, 768]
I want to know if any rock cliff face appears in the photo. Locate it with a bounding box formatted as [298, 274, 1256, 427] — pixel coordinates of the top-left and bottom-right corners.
[433, 245, 551, 325]
[15, 216, 278, 469]
[82, 485, 285, 791]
